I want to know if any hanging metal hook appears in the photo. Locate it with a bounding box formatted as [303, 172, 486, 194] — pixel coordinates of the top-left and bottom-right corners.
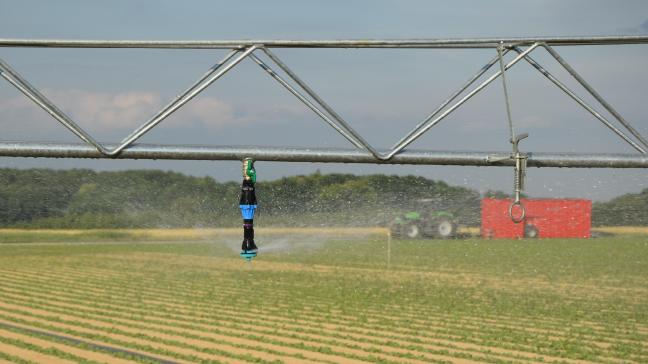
[509, 133, 528, 223]
[496, 43, 528, 223]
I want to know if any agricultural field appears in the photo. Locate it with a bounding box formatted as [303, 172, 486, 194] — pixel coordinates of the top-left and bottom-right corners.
[0, 228, 646, 363]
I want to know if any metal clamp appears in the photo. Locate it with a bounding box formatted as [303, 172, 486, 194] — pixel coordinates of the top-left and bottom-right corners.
[509, 133, 528, 223]
[242, 157, 256, 183]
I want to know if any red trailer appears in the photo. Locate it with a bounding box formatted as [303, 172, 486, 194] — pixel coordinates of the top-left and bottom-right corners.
[481, 198, 591, 239]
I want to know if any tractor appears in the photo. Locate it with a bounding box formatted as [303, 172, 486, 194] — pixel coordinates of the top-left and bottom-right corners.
[390, 204, 458, 239]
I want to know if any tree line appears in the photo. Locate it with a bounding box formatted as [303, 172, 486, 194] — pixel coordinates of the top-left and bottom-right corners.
[0, 168, 644, 228]
[592, 189, 648, 226]
[0, 168, 481, 228]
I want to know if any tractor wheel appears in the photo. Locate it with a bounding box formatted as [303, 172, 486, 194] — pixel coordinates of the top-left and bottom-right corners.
[435, 218, 457, 238]
[524, 224, 539, 239]
[405, 223, 422, 239]
[389, 223, 403, 238]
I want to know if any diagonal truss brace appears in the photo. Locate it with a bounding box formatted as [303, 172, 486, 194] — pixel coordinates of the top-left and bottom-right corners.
[512, 45, 647, 153]
[0, 46, 257, 156]
[0, 40, 647, 162]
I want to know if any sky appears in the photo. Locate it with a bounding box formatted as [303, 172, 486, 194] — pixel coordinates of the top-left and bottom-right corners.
[0, 0, 647, 201]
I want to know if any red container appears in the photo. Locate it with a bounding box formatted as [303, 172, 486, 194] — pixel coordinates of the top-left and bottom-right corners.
[481, 198, 591, 239]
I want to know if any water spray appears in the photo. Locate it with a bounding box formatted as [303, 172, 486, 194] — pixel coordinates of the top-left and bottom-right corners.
[239, 158, 258, 261]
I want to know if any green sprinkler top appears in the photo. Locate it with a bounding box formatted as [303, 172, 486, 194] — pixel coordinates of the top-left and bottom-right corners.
[243, 158, 256, 183]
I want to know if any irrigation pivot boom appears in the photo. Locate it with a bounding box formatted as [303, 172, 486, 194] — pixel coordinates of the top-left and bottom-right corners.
[1, 36, 648, 256]
[0, 36, 647, 166]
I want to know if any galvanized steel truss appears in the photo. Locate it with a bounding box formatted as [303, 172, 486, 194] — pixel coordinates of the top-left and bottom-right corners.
[1, 36, 648, 168]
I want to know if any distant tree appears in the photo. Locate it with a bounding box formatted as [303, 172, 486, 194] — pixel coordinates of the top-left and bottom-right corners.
[592, 188, 648, 226]
[482, 190, 510, 199]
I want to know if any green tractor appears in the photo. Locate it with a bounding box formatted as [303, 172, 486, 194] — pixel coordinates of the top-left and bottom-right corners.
[390, 205, 458, 239]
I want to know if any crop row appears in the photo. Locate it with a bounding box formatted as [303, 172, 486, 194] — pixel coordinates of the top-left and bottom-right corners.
[0, 282, 494, 364]
[1, 238, 647, 364]
[0, 327, 98, 364]
[0, 321, 150, 364]
[5, 262, 648, 362]
[85, 252, 647, 320]
[0, 285, 546, 364]
[2, 266, 610, 347]
[0, 262, 644, 364]
[18, 257, 647, 339]
[0, 266, 576, 362]
[10, 262, 646, 348]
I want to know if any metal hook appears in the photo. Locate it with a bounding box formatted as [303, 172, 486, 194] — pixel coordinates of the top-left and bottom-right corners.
[509, 133, 528, 223]
[509, 200, 526, 223]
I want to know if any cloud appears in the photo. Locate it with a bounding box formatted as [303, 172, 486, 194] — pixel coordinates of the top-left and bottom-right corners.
[0, 89, 252, 131]
[57, 89, 161, 129]
[642, 19, 648, 33]
[163, 96, 239, 128]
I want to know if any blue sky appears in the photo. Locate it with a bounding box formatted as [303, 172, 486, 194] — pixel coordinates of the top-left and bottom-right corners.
[1, 0, 648, 200]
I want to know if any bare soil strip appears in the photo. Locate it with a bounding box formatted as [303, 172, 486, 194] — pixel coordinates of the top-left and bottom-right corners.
[0, 227, 388, 243]
[0, 296, 464, 364]
[0, 325, 138, 364]
[0, 276, 603, 364]
[0, 292, 484, 364]
[0, 316, 220, 364]
[0, 284, 531, 363]
[0, 301, 357, 364]
[0, 340, 75, 364]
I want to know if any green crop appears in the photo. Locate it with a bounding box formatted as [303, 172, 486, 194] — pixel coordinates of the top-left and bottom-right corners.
[0, 231, 646, 363]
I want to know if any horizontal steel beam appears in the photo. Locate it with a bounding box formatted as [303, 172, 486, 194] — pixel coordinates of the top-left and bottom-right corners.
[1, 142, 647, 168]
[1, 36, 648, 49]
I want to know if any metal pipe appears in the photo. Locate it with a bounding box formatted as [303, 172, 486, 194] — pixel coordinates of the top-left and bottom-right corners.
[0, 58, 109, 154]
[542, 44, 648, 150]
[112, 49, 240, 155]
[390, 50, 508, 151]
[1, 36, 648, 49]
[2, 141, 648, 168]
[386, 43, 540, 159]
[513, 46, 646, 154]
[248, 53, 366, 149]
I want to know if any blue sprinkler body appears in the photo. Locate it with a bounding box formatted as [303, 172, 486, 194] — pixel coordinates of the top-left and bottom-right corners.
[239, 158, 258, 261]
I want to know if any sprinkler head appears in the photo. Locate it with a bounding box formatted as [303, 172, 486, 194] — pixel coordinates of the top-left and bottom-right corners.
[240, 238, 258, 261]
[240, 251, 257, 261]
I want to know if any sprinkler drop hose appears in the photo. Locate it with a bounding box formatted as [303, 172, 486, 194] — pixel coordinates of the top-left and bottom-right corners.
[239, 158, 258, 261]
